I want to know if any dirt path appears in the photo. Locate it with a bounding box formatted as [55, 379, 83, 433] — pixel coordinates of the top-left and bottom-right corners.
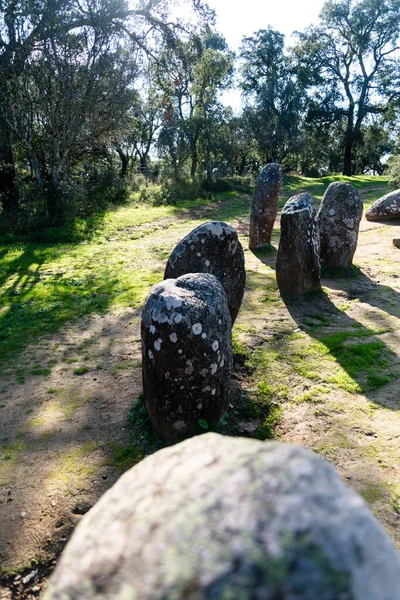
[1, 195, 400, 597]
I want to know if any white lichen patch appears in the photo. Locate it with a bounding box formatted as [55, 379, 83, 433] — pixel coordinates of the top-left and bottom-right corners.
[148, 350, 154, 360]
[173, 313, 183, 324]
[212, 341, 219, 352]
[150, 325, 156, 334]
[192, 323, 202, 335]
[205, 260, 210, 267]
[154, 339, 163, 351]
[185, 361, 194, 375]
[162, 294, 183, 311]
[169, 333, 178, 343]
[210, 363, 218, 375]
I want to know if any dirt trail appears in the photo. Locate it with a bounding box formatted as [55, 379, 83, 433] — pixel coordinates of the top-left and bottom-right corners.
[1, 198, 400, 597]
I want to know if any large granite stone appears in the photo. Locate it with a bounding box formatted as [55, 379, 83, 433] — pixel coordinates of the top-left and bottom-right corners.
[164, 221, 245, 324]
[44, 433, 400, 600]
[276, 192, 321, 297]
[365, 190, 400, 221]
[318, 182, 363, 269]
[249, 163, 282, 249]
[141, 273, 232, 440]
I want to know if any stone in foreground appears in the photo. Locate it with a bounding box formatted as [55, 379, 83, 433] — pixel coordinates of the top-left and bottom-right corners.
[249, 163, 282, 249]
[164, 221, 245, 324]
[44, 433, 400, 600]
[141, 273, 232, 440]
[365, 189, 400, 221]
[318, 182, 363, 269]
[276, 192, 321, 297]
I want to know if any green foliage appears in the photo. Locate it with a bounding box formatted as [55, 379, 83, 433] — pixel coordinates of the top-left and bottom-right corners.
[202, 176, 253, 193]
[388, 156, 400, 187]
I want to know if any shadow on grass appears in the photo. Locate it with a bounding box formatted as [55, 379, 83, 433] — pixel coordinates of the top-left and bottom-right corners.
[283, 288, 400, 403]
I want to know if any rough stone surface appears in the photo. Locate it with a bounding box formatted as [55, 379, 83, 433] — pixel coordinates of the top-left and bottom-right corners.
[141, 273, 232, 440]
[44, 433, 400, 600]
[164, 221, 245, 324]
[276, 192, 321, 297]
[365, 189, 400, 221]
[318, 182, 363, 269]
[249, 163, 282, 249]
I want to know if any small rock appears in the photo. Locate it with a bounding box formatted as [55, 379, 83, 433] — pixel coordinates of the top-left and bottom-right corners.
[72, 502, 92, 515]
[22, 570, 37, 585]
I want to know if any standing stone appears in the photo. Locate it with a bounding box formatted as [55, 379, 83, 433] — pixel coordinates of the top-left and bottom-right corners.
[249, 163, 282, 249]
[164, 221, 245, 324]
[318, 182, 363, 269]
[44, 433, 400, 600]
[141, 273, 232, 440]
[365, 189, 400, 221]
[276, 193, 321, 297]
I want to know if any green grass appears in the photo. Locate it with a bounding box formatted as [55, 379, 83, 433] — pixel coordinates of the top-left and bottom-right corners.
[0, 191, 252, 372]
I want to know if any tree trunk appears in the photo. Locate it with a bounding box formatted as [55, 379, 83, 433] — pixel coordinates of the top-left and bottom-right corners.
[190, 151, 198, 178]
[116, 147, 129, 179]
[343, 140, 353, 176]
[0, 114, 18, 212]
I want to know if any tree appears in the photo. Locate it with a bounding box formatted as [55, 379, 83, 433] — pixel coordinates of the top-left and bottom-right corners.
[0, 0, 213, 213]
[240, 28, 306, 166]
[5, 33, 136, 222]
[294, 0, 400, 175]
[156, 26, 233, 181]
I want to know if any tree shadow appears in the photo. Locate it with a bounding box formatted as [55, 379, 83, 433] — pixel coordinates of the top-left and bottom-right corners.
[283, 288, 400, 407]
[324, 269, 400, 321]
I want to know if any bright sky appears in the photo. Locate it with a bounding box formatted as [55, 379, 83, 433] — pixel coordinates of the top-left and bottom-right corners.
[205, 0, 326, 111]
[208, 0, 325, 48]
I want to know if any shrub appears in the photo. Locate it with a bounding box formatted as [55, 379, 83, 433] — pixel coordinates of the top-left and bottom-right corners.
[202, 176, 253, 194]
[138, 185, 169, 206]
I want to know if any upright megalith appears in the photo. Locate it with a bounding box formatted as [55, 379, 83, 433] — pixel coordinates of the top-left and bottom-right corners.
[141, 273, 232, 440]
[249, 162, 282, 249]
[276, 192, 321, 297]
[365, 189, 400, 221]
[44, 433, 400, 600]
[318, 182, 363, 269]
[164, 221, 245, 324]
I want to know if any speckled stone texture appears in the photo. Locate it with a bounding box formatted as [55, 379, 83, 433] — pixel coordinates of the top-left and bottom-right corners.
[141, 273, 232, 440]
[249, 163, 282, 249]
[276, 193, 321, 297]
[365, 189, 400, 221]
[44, 433, 400, 600]
[164, 221, 245, 324]
[318, 182, 363, 269]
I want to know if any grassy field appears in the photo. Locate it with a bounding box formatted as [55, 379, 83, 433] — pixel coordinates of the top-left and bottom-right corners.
[0, 175, 391, 376]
